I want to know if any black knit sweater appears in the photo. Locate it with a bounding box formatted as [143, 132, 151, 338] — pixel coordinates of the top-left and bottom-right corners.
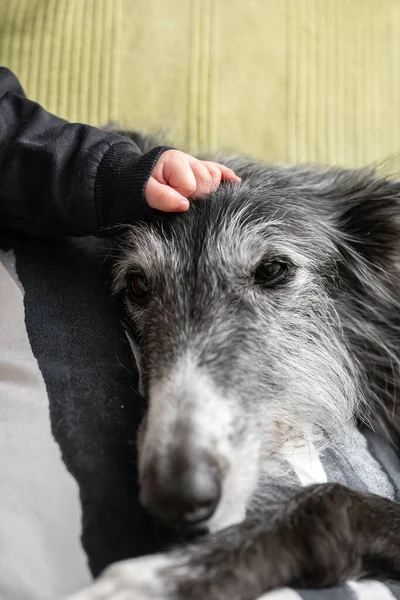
[0, 67, 169, 237]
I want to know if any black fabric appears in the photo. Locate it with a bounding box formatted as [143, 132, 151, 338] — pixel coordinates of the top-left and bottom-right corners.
[0, 67, 169, 238]
[0, 231, 173, 576]
[96, 144, 171, 232]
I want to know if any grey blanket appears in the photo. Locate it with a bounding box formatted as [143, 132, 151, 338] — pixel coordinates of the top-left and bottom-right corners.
[257, 426, 400, 600]
[1, 232, 400, 600]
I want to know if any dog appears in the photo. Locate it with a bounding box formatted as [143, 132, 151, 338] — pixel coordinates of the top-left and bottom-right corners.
[69, 134, 400, 600]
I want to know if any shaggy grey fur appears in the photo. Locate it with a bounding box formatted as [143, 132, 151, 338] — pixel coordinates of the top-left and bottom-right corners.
[72, 133, 400, 599]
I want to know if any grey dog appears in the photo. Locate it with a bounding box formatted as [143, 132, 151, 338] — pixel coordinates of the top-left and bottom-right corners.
[70, 133, 400, 600]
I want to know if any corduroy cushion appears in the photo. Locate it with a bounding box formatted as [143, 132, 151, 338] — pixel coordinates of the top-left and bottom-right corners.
[1, 0, 399, 167]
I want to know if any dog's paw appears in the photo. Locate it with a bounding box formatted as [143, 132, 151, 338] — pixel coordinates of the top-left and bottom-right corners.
[65, 553, 191, 600]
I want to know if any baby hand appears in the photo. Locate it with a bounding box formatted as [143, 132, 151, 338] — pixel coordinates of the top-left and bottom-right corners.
[145, 149, 241, 212]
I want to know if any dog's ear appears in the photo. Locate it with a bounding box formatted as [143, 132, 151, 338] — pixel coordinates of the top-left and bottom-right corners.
[324, 169, 400, 267]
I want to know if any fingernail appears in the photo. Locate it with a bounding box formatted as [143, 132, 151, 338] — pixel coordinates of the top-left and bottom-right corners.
[177, 199, 190, 211]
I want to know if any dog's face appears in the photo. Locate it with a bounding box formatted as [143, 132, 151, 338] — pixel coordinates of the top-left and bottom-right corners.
[113, 161, 400, 533]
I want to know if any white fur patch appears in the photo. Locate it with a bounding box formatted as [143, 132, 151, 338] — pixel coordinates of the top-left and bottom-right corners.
[348, 580, 397, 600]
[257, 588, 303, 600]
[65, 553, 184, 600]
[279, 427, 327, 486]
[142, 355, 259, 532]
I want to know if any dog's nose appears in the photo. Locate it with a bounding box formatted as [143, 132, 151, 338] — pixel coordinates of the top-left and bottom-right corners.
[141, 457, 221, 527]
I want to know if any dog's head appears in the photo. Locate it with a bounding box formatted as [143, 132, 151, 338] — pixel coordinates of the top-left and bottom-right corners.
[113, 160, 400, 533]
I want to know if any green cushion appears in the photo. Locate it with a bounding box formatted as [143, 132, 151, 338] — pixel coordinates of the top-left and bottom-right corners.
[1, 0, 399, 169]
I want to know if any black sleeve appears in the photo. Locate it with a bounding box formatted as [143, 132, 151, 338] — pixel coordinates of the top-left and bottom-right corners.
[0, 68, 169, 237]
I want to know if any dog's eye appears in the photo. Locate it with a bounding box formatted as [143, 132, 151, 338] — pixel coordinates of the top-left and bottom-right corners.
[253, 261, 290, 287]
[128, 272, 150, 300]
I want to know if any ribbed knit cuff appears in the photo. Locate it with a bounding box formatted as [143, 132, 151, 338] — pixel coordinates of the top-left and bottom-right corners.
[95, 143, 171, 230]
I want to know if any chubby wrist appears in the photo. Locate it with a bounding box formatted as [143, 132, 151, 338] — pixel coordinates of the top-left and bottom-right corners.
[95, 142, 171, 231]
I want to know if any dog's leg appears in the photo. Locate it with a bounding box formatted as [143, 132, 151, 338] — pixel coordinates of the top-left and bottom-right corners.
[66, 483, 400, 600]
[176, 483, 400, 599]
